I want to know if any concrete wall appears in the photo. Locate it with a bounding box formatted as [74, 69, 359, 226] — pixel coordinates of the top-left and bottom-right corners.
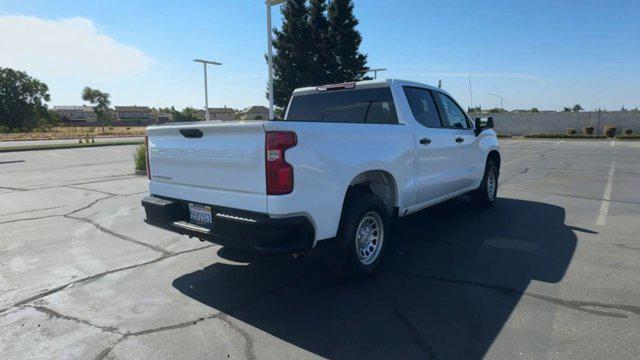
[486, 111, 640, 135]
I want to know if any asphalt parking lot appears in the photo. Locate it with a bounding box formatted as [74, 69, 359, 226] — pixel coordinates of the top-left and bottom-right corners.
[1, 139, 639, 359]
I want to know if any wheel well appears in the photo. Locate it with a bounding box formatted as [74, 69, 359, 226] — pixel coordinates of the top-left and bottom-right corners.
[345, 170, 397, 217]
[488, 150, 501, 170]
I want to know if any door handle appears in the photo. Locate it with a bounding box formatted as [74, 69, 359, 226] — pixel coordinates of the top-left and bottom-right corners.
[419, 138, 432, 145]
[455, 137, 464, 143]
[180, 129, 203, 138]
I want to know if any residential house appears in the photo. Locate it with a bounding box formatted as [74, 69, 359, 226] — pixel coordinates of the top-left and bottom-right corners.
[239, 105, 269, 120]
[195, 110, 206, 121]
[53, 106, 97, 123]
[115, 106, 151, 124]
[157, 112, 173, 123]
[207, 107, 236, 121]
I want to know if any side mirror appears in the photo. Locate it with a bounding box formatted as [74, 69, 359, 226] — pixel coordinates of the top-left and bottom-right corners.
[474, 116, 494, 136]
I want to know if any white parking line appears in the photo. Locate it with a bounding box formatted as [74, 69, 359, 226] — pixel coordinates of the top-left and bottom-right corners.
[44, 152, 67, 158]
[596, 162, 615, 226]
[555, 140, 566, 145]
[610, 140, 615, 147]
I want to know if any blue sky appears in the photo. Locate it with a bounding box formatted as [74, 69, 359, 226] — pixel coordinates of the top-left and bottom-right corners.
[0, 0, 638, 111]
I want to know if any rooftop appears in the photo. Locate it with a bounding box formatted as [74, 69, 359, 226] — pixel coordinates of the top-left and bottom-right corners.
[115, 106, 150, 112]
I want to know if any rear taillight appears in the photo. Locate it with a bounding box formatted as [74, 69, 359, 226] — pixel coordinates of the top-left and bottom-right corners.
[145, 134, 151, 180]
[265, 131, 297, 195]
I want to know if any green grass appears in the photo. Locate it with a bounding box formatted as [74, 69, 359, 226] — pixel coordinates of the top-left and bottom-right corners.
[0, 140, 143, 153]
[133, 143, 147, 171]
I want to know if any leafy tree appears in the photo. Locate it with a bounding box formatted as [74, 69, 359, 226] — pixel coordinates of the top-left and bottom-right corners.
[82, 87, 111, 132]
[172, 107, 200, 122]
[39, 109, 60, 129]
[530, 107, 540, 113]
[572, 104, 583, 112]
[0, 67, 51, 131]
[271, 0, 314, 108]
[328, 0, 368, 83]
[621, 105, 627, 111]
[467, 106, 482, 113]
[308, 0, 335, 85]
[274, 107, 285, 120]
[563, 107, 572, 112]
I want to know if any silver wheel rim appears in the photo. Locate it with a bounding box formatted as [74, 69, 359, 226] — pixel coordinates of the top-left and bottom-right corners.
[355, 211, 384, 266]
[487, 168, 497, 200]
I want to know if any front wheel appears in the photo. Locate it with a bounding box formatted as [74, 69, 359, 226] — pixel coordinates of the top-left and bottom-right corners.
[329, 190, 389, 279]
[472, 159, 499, 207]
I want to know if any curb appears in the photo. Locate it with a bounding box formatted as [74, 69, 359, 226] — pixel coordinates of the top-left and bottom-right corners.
[0, 141, 143, 153]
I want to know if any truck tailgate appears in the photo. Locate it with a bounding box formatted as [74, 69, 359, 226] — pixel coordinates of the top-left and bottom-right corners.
[146, 121, 267, 213]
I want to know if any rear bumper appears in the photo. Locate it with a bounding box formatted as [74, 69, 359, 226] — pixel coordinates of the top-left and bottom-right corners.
[141, 195, 314, 254]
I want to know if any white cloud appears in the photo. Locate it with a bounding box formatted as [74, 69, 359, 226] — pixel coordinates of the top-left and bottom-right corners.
[0, 15, 152, 81]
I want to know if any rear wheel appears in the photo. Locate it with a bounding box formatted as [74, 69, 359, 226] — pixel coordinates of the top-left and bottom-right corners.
[472, 159, 499, 207]
[329, 190, 389, 279]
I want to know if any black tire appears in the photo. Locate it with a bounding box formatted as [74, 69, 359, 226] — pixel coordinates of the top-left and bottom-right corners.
[472, 159, 499, 208]
[328, 189, 389, 280]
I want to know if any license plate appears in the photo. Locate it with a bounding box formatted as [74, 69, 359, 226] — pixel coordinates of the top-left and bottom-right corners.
[188, 203, 213, 226]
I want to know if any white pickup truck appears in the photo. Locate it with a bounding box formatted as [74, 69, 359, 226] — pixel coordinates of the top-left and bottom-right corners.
[142, 79, 500, 276]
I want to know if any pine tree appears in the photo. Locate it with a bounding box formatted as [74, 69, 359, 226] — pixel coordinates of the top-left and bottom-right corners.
[327, 0, 368, 83]
[271, 0, 313, 108]
[308, 0, 334, 85]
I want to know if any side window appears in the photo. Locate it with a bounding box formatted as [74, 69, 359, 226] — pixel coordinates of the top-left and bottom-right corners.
[434, 92, 472, 129]
[403, 87, 442, 128]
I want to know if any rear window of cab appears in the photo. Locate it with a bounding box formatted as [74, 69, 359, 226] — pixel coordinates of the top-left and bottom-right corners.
[286, 87, 398, 124]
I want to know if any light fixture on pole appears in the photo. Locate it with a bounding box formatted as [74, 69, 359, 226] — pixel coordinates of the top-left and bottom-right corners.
[361, 68, 388, 80]
[193, 59, 222, 121]
[488, 93, 504, 111]
[267, 0, 287, 120]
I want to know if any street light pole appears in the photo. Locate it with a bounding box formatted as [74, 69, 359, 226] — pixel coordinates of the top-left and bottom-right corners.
[488, 93, 504, 111]
[267, 0, 286, 120]
[194, 59, 222, 121]
[203, 63, 208, 119]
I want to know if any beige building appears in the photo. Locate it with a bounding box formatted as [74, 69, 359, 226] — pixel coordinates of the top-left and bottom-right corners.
[239, 105, 269, 120]
[195, 110, 206, 121]
[115, 106, 151, 122]
[156, 112, 173, 123]
[207, 107, 236, 121]
[53, 106, 97, 123]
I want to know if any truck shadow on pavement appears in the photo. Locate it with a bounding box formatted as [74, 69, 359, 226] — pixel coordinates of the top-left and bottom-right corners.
[172, 197, 577, 359]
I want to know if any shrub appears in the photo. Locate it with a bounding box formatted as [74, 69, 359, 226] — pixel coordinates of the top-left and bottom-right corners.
[603, 125, 617, 138]
[583, 126, 595, 135]
[623, 128, 633, 135]
[108, 126, 114, 131]
[616, 134, 640, 140]
[30, 119, 52, 133]
[133, 143, 147, 172]
[0, 125, 10, 133]
[126, 127, 131, 130]
[565, 128, 576, 135]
